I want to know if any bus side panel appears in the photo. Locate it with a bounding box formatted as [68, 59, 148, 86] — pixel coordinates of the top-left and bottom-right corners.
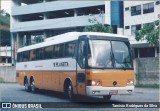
[16, 71, 25, 85]
[76, 70, 86, 95]
[52, 72, 61, 91]
[42, 72, 52, 90]
[32, 71, 43, 89]
[59, 71, 77, 94]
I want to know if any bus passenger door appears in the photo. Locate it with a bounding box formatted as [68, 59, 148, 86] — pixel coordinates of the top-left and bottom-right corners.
[76, 39, 87, 95]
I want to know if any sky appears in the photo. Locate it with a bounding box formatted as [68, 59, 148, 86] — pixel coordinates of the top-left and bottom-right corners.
[1, 0, 11, 14]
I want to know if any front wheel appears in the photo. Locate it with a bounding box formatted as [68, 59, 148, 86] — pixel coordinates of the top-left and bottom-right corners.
[66, 82, 74, 101]
[103, 95, 111, 101]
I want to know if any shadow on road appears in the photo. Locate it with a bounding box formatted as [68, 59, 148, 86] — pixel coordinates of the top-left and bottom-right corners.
[20, 88, 121, 103]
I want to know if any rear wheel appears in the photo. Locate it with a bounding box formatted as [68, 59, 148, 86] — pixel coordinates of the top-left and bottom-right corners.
[30, 79, 37, 93]
[24, 78, 30, 92]
[103, 95, 111, 101]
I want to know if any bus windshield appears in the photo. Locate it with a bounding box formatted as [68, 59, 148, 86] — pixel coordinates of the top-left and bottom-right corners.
[88, 39, 133, 69]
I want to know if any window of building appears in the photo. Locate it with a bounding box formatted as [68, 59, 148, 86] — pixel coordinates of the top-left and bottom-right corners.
[143, 2, 154, 14]
[44, 46, 54, 59]
[19, 13, 44, 22]
[20, 0, 43, 6]
[76, 5, 105, 16]
[131, 24, 141, 35]
[156, 1, 160, 5]
[157, 47, 159, 53]
[131, 5, 141, 16]
[64, 41, 76, 57]
[134, 48, 138, 58]
[139, 47, 155, 58]
[125, 26, 130, 29]
[54, 44, 64, 58]
[47, 9, 74, 19]
[46, 0, 57, 2]
[125, 7, 129, 11]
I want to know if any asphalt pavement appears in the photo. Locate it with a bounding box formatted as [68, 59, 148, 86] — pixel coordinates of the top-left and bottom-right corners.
[0, 83, 159, 111]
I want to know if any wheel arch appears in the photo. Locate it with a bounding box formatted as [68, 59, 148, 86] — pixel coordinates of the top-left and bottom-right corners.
[24, 76, 28, 85]
[63, 77, 73, 93]
[30, 76, 34, 83]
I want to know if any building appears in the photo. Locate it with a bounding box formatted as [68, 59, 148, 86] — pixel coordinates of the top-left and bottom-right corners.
[123, 1, 160, 58]
[11, 0, 124, 64]
[0, 6, 12, 66]
[123, 1, 159, 85]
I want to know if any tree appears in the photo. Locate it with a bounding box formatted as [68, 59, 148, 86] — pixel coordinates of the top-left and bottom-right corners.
[0, 9, 10, 46]
[83, 17, 113, 33]
[0, 9, 10, 26]
[135, 20, 159, 47]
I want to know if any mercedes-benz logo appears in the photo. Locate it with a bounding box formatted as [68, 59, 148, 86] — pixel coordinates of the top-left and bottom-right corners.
[113, 81, 117, 86]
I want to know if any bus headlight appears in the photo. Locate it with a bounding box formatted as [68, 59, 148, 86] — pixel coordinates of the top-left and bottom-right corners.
[92, 80, 101, 86]
[87, 80, 102, 86]
[127, 80, 134, 86]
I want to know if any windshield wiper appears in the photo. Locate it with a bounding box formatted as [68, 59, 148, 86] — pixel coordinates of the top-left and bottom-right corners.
[118, 63, 126, 70]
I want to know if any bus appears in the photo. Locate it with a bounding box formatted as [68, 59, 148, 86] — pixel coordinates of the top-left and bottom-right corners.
[16, 32, 134, 101]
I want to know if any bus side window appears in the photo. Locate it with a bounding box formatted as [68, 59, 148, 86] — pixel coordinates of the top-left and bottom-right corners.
[65, 41, 76, 57]
[37, 48, 44, 60]
[40, 48, 44, 60]
[30, 50, 36, 61]
[17, 52, 23, 62]
[44, 46, 53, 59]
[23, 51, 30, 62]
[77, 40, 86, 68]
[54, 44, 64, 58]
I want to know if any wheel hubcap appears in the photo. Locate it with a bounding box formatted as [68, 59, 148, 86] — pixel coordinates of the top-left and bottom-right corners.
[68, 83, 72, 98]
[25, 81, 28, 90]
[31, 81, 35, 92]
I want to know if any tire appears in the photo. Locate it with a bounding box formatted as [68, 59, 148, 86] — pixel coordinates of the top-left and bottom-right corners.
[103, 95, 111, 101]
[30, 79, 37, 93]
[24, 78, 30, 92]
[66, 82, 74, 101]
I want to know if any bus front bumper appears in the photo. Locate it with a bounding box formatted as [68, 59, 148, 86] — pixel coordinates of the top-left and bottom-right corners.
[86, 86, 134, 96]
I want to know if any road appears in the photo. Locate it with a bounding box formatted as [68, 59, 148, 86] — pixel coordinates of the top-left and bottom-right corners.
[0, 84, 159, 111]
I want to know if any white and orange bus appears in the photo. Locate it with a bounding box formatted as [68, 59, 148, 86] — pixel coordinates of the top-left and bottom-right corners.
[16, 32, 134, 101]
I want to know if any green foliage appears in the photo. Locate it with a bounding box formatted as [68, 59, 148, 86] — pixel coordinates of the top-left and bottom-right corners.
[135, 84, 159, 88]
[135, 20, 159, 47]
[0, 77, 5, 83]
[83, 18, 113, 33]
[0, 9, 10, 26]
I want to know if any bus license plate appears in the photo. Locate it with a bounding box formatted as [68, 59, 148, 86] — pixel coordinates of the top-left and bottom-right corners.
[109, 90, 118, 95]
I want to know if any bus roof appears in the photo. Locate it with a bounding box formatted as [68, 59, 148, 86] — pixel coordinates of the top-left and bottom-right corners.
[17, 32, 128, 52]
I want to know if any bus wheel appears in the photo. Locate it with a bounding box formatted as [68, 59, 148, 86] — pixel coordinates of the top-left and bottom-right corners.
[67, 82, 74, 101]
[24, 78, 30, 92]
[30, 79, 36, 93]
[103, 95, 111, 101]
